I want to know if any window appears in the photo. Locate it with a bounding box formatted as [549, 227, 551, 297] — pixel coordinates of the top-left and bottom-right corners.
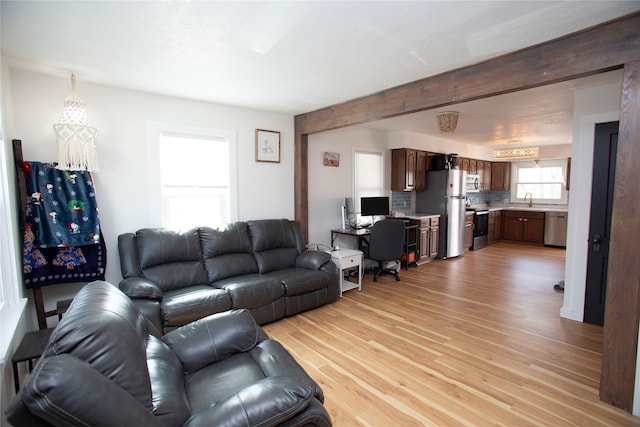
[511, 159, 568, 205]
[1, 137, 27, 363]
[353, 149, 384, 216]
[150, 124, 237, 231]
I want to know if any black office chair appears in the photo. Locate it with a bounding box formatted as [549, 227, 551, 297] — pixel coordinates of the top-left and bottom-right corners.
[362, 219, 405, 282]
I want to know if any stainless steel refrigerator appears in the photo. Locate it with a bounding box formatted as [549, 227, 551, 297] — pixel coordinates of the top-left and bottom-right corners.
[416, 169, 467, 259]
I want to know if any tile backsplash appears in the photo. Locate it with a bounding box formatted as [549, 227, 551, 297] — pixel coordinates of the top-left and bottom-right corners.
[391, 190, 509, 213]
[391, 191, 412, 212]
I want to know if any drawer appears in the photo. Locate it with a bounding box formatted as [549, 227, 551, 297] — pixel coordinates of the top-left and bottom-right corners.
[430, 217, 439, 226]
[333, 254, 360, 269]
[420, 219, 430, 228]
[524, 212, 545, 220]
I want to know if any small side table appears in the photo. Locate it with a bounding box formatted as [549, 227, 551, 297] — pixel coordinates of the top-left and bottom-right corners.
[11, 328, 54, 393]
[330, 249, 362, 297]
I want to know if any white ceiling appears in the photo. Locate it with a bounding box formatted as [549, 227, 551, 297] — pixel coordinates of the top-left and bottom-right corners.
[1, 1, 637, 146]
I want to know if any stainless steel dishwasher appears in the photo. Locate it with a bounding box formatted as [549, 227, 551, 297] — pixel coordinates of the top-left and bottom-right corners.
[544, 211, 567, 247]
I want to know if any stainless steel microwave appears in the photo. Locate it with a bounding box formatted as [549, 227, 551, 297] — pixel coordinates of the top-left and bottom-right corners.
[465, 174, 480, 193]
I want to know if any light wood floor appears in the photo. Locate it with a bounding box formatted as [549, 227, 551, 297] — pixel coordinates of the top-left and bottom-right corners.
[263, 242, 640, 426]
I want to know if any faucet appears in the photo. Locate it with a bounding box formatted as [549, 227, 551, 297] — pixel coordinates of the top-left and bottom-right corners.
[524, 192, 533, 208]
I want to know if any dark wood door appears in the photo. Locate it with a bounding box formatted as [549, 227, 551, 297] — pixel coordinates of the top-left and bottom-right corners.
[415, 150, 427, 190]
[522, 218, 545, 244]
[419, 226, 429, 261]
[502, 214, 522, 241]
[429, 226, 439, 258]
[584, 122, 619, 325]
[490, 162, 510, 191]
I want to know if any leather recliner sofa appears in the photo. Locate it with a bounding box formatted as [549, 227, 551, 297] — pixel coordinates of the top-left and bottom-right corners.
[5, 281, 332, 427]
[118, 219, 339, 333]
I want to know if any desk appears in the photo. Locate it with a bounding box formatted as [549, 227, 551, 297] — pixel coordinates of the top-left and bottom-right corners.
[330, 224, 418, 270]
[330, 228, 370, 247]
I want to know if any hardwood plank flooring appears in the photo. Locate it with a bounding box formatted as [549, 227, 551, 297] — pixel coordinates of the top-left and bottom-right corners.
[263, 242, 640, 426]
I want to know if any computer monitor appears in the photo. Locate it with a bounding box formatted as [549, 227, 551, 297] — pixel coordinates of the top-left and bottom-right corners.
[360, 196, 390, 217]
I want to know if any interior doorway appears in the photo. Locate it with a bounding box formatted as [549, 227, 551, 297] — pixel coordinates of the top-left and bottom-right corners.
[583, 121, 619, 325]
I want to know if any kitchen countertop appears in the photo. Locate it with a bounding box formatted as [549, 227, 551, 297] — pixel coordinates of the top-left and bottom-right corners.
[400, 212, 441, 220]
[469, 205, 568, 213]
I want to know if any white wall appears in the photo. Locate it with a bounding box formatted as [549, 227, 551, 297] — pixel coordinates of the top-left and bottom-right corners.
[4, 68, 294, 327]
[388, 130, 494, 159]
[307, 126, 389, 247]
[560, 80, 622, 321]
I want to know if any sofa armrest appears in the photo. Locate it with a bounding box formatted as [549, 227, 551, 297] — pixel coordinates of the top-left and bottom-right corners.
[295, 250, 331, 270]
[183, 377, 316, 427]
[119, 277, 163, 300]
[8, 354, 158, 427]
[163, 309, 261, 373]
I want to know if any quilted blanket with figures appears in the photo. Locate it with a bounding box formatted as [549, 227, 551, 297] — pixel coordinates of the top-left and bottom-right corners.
[21, 162, 106, 288]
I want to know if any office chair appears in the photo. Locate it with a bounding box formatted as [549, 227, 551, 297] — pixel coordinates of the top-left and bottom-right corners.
[362, 219, 405, 282]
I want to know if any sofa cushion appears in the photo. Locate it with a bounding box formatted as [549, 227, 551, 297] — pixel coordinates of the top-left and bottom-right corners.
[200, 223, 252, 256]
[136, 228, 208, 292]
[164, 309, 260, 373]
[184, 377, 316, 427]
[161, 285, 232, 329]
[247, 219, 297, 252]
[201, 224, 259, 281]
[248, 220, 303, 273]
[266, 268, 329, 296]
[45, 281, 154, 410]
[213, 274, 284, 309]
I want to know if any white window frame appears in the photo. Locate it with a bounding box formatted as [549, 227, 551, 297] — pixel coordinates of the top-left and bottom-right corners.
[353, 148, 385, 222]
[510, 159, 568, 205]
[147, 123, 238, 230]
[0, 136, 28, 364]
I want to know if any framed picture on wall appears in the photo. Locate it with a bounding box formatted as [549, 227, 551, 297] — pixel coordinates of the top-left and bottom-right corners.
[323, 152, 340, 167]
[255, 129, 280, 163]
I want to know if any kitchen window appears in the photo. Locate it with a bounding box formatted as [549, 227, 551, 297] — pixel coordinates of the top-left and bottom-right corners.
[511, 159, 568, 205]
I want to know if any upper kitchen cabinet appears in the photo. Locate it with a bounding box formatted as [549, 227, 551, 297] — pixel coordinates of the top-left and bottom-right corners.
[477, 160, 491, 191]
[490, 162, 511, 191]
[392, 148, 428, 191]
[468, 159, 477, 174]
[460, 157, 470, 172]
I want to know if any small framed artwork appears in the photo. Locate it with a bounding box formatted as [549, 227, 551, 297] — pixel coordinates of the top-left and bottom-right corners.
[323, 152, 340, 167]
[255, 129, 281, 163]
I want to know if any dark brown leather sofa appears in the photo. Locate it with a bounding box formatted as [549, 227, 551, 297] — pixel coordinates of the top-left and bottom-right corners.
[117, 219, 340, 333]
[5, 281, 332, 426]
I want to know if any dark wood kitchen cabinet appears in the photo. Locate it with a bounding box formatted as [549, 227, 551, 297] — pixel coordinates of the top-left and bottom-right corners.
[488, 210, 502, 244]
[464, 212, 474, 250]
[412, 216, 439, 263]
[460, 157, 470, 172]
[501, 210, 545, 244]
[392, 148, 427, 191]
[468, 159, 477, 174]
[490, 162, 510, 191]
[477, 160, 491, 191]
[428, 217, 439, 258]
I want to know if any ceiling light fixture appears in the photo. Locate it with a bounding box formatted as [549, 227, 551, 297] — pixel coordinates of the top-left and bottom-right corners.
[436, 111, 459, 133]
[492, 146, 539, 159]
[53, 74, 99, 171]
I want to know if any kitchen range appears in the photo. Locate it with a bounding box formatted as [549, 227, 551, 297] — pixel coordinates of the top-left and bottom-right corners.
[469, 208, 489, 250]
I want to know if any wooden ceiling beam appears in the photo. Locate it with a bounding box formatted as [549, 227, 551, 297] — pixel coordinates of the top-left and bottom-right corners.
[295, 13, 639, 135]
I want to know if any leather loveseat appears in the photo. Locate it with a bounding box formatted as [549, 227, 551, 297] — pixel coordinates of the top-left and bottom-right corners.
[5, 281, 332, 427]
[118, 219, 339, 333]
